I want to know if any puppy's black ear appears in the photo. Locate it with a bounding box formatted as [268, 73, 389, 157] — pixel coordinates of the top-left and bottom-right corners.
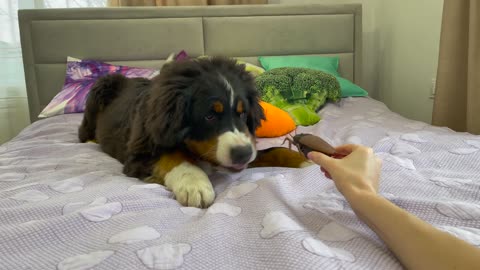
[145, 85, 188, 148]
[145, 60, 202, 147]
[247, 95, 266, 135]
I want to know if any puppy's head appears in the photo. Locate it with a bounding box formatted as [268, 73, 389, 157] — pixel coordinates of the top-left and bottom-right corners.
[146, 56, 265, 171]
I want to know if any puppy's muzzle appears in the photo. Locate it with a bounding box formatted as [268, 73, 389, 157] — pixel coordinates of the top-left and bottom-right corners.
[230, 145, 253, 165]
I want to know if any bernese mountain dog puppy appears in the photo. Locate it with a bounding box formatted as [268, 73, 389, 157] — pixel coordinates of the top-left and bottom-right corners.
[78, 56, 310, 208]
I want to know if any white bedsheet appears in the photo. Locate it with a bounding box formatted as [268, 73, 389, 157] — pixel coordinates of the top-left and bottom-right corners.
[1, 97, 479, 270]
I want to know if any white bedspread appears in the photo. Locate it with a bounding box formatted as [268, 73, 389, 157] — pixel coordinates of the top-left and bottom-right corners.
[1, 97, 479, 270]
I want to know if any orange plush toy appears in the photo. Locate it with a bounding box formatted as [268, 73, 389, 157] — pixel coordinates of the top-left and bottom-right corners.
[255, 101, 297, 138]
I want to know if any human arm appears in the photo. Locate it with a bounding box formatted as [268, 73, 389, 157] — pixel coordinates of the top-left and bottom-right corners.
[308, 145, 480, 270]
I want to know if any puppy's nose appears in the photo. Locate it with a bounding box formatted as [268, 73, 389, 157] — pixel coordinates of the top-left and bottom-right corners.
[230, 145, 253, 165]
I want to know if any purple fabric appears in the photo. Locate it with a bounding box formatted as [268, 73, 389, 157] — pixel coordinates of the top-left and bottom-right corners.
[39, 58, 159, 118]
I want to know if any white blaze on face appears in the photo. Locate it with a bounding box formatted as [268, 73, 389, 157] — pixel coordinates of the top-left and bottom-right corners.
[215, 73, 255, 168]
[220, 74, 235, 107]
[216, 128, 256, 167]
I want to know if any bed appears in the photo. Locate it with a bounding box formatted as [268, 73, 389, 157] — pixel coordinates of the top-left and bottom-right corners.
[1, 4, 480, 270]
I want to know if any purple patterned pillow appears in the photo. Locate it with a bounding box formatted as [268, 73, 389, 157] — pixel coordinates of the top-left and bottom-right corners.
[39, 57, 159, 118]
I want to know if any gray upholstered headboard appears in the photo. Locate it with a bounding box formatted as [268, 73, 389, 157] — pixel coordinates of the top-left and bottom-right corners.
[18, 4, 362, 122]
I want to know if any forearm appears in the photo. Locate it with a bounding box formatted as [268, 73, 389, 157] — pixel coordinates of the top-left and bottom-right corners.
[346, 189, 480, 270]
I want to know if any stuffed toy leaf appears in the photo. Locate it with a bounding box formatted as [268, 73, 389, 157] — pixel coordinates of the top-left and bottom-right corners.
[255, 67, 341, 126]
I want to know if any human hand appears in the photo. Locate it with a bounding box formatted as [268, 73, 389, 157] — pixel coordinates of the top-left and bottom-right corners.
[307, 144, 382, 198]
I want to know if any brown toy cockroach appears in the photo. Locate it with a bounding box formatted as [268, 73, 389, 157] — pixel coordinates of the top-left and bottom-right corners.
[283, 133, 346, 179]
[283, 133, 346, 159]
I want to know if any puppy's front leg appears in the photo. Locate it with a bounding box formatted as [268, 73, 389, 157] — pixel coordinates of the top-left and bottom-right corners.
[124, 154, 154, 179]
[148, 151, 215, 208]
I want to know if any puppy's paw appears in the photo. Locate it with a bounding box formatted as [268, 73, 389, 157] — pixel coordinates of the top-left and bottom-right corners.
[173, 174, 215, 208]
[165, 162, 215, 208]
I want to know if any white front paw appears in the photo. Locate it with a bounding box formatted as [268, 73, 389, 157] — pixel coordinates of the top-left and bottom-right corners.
[173, 174, 215, 208]
[164, 162, 215, 208]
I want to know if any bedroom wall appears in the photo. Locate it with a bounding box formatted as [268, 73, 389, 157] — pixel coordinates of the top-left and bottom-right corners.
[376, 0, 443, 124]
[269, 0, 381, 99]
[0, 0, 33, 144]
[269, 0, 444, 124]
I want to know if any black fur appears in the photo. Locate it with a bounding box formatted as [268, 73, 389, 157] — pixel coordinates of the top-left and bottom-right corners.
[78, 56, 265, 179]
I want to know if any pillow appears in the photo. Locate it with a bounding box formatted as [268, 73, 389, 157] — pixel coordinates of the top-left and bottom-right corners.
[175, 50, 265, 77]
[39, 57, 159, 118]
[258, 55, 368, 97]
[258, 55, 340, 76]
[236, 59, 265, 77]
[255, 101, 296, 138]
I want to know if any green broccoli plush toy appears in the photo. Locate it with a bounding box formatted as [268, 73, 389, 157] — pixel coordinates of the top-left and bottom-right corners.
[255, 67, 341, 126]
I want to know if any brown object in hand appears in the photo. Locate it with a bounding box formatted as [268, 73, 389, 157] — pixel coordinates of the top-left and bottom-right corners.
[285, 133, 346, 159]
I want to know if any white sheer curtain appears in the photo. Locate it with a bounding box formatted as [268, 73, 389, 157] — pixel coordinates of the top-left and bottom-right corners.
[0, 0, 107, 144]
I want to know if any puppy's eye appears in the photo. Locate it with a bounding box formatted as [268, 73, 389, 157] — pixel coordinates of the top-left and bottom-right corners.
[205, 114, 216, 121]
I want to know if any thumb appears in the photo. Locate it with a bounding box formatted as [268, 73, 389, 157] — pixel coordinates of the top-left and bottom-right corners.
[307, 151, 337, 172]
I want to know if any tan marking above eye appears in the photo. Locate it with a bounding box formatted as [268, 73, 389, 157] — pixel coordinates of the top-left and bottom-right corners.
[236, 100, 244, 114]
[213, 101, 224, 113]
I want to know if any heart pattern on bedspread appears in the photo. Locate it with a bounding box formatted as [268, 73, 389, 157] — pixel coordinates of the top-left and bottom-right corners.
[63, 197, 108, 215]
[80, 202, 123, 222]
[57, 250, 115, 270]
[302, 237, 356, 262]
[317, 222, 359, 242]
[225, 182, 258, 199]
[137, 243, 192, 270]
[1, 97, 479, 270]
[206, 202, 242, 216]
[108, 226, 161, 244]
[10, 189, 50, 202]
